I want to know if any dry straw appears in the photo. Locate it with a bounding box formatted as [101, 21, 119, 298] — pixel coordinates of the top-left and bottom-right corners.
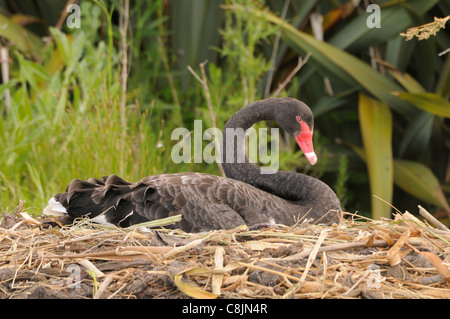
[0, 203, 449, 299]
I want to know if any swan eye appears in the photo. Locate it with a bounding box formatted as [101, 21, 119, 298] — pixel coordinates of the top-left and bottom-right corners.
[296, 116, 301, 122]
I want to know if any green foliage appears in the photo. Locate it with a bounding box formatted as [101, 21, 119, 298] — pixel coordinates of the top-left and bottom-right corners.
[0, 13, 44, 60]
[0, 3, 171, 213]
[219, 0, 277, 104]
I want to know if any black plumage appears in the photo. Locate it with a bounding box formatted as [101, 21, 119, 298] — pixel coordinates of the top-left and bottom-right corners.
[45, 97, 342, 231]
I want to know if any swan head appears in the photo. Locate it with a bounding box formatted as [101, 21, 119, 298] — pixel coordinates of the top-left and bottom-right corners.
[274, 98, 317, 165]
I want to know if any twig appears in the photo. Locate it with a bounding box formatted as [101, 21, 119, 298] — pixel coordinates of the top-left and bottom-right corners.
[199, 62, 216, 131]
[438, 48, 450, 56]
[277, 239, 391, 261]
[78, 259, 105, 278]
[418, 205, 450, 233]
[400, 211, 450, 243]
[239, 262, 302, 283]
[212, 247, 225, 295]
[271, 54, 310, 97]
[119, 0, 130, 130]
[124, 214, 182, 230]
[186, 65, 203, 84]
[55, 0, 76, 30]
[107, 283, 128, 299]
[45, 246, 172, 260]
[187, 61, 225, 176]
[187, 62, 216, 127]
[282, 228, 329, 298]
[157, 37, 182, 125]
[163, 233, 213, 259]
[94, 273, 114, 299]
[342, 273, 367, 296]
[0, 44, 10, 115]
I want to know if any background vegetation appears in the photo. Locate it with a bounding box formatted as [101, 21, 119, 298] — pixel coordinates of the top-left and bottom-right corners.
[0, 0, 449, 225]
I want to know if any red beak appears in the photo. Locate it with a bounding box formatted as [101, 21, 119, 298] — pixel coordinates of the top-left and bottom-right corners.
[295, 121, 317, 165]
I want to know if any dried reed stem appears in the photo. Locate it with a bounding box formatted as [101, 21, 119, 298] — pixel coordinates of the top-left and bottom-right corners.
[119, 0, 130, 130]
[418, 205, 450, 233]
[94, 273, 114, 299]
[271, 54, 311, 98]
[282, 228, 329, 298]
[0, 45, 10, 114]
[187, 61, 225, 176]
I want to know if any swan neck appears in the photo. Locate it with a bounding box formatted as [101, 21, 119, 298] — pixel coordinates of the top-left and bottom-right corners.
[221, 99, 305, 200]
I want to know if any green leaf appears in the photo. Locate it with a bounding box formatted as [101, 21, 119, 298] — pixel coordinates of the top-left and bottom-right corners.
[17, 53, 50, 90]
[0, 13, 43, 60]
[390, 71, 426, 94]
[384, 35, 415, 71]
[171, 0, 222, 91]
[358, 94, 393, 219]
[87, 270, 98, 297]
[49, 27, 72, 64]
[398, 111, 433, 158]
[393, 160, 450, 211]
[313, 90, 357, 118]
[235, 4, 416, 119]
[0, 79, 18, 98]
[435, 52, 450, 97]
[393, 92, 450, 118]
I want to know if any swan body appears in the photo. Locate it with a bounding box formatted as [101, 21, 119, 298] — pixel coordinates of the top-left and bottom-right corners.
[44, 98, 342, 231]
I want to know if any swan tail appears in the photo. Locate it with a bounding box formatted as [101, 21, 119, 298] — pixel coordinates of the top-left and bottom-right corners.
[43, 196, 68, 217]
[43, 175, 148, 227]
[44, 177, 108, 225]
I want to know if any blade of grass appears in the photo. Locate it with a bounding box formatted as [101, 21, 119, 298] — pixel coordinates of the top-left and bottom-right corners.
[398, 111, 433, 158]
[358, 94, 393, 219]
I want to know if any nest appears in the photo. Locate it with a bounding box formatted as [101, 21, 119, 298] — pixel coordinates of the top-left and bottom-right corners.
[1, 202, 449, 299]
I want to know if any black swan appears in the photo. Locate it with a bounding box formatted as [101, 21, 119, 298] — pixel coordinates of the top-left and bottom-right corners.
[44, 97, 342, 231]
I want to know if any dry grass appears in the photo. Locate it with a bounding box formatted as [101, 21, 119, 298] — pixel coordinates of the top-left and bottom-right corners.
[0, 203, 449, 299]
